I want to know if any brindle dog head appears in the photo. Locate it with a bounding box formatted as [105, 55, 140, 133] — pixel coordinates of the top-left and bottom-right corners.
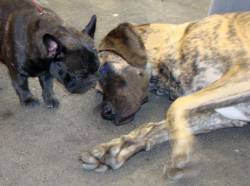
[97, 23, 151, 125]
[45, 15, 99, 93]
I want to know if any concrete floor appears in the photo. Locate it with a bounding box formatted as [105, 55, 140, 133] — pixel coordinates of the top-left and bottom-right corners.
[0, 0, 250, 186]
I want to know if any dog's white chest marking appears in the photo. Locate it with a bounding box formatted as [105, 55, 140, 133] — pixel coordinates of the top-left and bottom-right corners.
[215, 106, 250, 121]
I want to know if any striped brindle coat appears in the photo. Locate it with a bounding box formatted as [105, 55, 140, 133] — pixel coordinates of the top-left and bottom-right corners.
[81, 12, 250, 179]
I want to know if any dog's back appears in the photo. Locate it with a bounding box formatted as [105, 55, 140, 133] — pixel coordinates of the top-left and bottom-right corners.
[131, 13, 250, 94]
[0, 0, 32, 48]
[0, 0, 61, 63]
[181, 12, 250, 67]
[175, 13, 250, 93]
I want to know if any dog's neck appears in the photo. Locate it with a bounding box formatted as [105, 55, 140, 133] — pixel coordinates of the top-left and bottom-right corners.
[134, 23, 191, 77]
[133, 23, 194, 99]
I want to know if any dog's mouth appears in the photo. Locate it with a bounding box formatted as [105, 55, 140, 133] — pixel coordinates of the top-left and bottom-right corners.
[101, 111, 136, 126]
[66, 75, 97, 94]
[49, 63, 98, 93]
[49, 61, 99, 93]
[100, 96, 148, 125]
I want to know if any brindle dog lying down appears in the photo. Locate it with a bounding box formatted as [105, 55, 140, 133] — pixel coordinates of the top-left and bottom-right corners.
[81, 12, 250, 179]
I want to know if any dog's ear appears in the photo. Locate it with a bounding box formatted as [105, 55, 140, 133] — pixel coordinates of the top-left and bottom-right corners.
[43, 34, 62, 58]
[99, 23, 147, 68]
[83, 15, 97, 38]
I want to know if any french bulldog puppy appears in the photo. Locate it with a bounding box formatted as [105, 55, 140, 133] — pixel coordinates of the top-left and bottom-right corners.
[0, 0, 100, 108]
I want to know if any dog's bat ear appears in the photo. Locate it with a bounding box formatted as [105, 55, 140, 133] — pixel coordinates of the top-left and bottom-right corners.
[99, 23, 147, 68]
[43, 34, 62, 58]
[83, 15, 97, 38]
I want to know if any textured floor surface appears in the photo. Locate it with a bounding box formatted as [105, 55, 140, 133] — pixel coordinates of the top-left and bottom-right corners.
[0, 0, 250, 186]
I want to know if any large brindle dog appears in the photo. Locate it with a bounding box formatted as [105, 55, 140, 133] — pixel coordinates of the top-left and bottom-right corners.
[81, 12, 250, 178]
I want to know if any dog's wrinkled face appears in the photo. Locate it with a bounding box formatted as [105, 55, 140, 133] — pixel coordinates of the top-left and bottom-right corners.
[98, 51, 150, 125]
[44, 15, 99, 93]
[97, 23, 151, 125]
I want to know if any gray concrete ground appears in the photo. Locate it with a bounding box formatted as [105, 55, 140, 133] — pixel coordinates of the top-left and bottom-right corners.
[0, 0, 250, 186]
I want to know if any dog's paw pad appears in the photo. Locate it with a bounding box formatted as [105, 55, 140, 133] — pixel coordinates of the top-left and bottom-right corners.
[81, 136, 143, 172]
[80, 152, 99, 170]
[91, 146, 107, 159]
[80, 152, 98, 164]
[95, 164, 108, 172]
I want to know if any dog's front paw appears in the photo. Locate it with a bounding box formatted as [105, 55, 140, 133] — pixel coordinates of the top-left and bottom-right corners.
[45, 98, 60, 109]
[22, 97, 40, 108]
[166, 135, 194, 180]
[80, 136, 145, 172]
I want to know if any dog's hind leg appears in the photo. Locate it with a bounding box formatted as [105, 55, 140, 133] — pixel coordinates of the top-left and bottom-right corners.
[11, 73, 40, 107]
[167, 63, 250, 178]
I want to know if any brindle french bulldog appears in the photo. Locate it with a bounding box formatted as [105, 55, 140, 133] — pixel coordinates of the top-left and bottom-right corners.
[81, 13, 250, 178]
[0, 0, 99, 108]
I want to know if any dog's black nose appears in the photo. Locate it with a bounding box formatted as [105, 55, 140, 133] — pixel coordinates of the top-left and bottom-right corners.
[101, 102, 115, 120]
[66, 81, 77, 93]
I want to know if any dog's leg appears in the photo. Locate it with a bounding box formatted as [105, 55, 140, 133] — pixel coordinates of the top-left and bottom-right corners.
[39, 72, 59, 108]
[11, 73, 39, 107]
[80, 111, 247, 173]
[81, 120, 169, 172]
[167, 63, 250, 178]
[81, 64, 250, 175]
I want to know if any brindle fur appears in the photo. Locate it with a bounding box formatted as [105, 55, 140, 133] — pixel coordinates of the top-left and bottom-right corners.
[81, 12, 250, 179]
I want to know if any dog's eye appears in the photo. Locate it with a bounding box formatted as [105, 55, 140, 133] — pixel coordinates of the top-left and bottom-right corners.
[74, 70, 89, 79]
[137, 71, 144, 77]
